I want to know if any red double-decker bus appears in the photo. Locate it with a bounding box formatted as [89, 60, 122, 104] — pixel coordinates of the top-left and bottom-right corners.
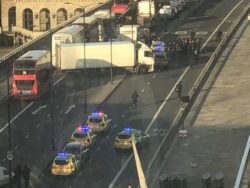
[12, 50, 51, 99]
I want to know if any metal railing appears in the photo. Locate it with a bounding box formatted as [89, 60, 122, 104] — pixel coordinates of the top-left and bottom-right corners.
[0, 2, 110, 64]
[147, 2, 250, 186]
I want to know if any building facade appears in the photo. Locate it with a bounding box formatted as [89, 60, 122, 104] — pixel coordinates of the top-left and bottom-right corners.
[0, 0, 105, 42]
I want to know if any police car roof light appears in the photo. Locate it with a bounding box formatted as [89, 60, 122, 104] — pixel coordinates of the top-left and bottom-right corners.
[124, 128, 132, 132]
[57, 151, 67, 156]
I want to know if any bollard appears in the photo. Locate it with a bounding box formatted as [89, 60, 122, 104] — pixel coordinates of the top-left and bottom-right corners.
[177, 174, 187, 188]
[214, 172, 224, 188]
[201, 172, 211, 188]
[169, 174, 178, 188]
[159, 173, 169, 188]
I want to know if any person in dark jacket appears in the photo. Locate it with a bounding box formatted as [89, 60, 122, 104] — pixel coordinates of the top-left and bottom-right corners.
[131, 90, 139, 108]
[14, 164, 22, 188]
[22, 165, 31, 188]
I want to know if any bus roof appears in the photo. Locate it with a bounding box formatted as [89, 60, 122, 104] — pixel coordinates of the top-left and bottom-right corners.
[18, 50, 49, 61]
[54, 25, 83, 36]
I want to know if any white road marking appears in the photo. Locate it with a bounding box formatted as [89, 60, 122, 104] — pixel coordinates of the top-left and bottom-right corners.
[0, 75, 66, 133]
[36, 123, 40, 128]
[64, 104, 76, 114]
[147, 82, 150, 85]
[122, 114, 125, 118]
[141, 89, 144, 93]
[0, 102, 34, 133]
[25, 134, 29, 139]
[108, 1, 245, 185]
[32, 105, 47, 115]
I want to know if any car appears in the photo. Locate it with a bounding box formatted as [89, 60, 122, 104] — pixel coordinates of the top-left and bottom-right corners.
[86, 112, 111, 133]
[0, 166, 14, 187]
[114, 128, 150, 150]
[51, 151, 80, 176]
[63, 142, 89, 161]
[70, 125, 96, 148]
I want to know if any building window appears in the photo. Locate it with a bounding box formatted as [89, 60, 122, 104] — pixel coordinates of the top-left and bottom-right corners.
[23, 9, 33, 31]
[40, 8, 50, 31]
[8, 7, 16, 31]
[57, 8, 67, 25]
[74, 8, 83, 16]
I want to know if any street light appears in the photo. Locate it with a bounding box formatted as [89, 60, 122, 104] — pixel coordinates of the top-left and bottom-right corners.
[7, 63, 13, 188]
[65, 2, 102, 113]
[109, 0, 113, 84]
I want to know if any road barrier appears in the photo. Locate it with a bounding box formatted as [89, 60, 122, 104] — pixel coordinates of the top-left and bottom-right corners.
[147, 2, 250, 187]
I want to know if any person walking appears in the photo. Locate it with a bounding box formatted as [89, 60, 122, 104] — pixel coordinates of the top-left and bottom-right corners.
[131, 90, 139, 108]
[22, 165, 31, 188]
[14, 164, 22, 188]
[216, 30, 222, 42]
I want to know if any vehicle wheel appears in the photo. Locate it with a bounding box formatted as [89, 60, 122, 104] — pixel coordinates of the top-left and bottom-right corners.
[139, 66, 148, 74]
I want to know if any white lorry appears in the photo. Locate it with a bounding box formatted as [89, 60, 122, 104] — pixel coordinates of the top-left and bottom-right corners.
[119, 24, 150, 42]
[137, 1, 155, 27]
[55, 41, 155, 74]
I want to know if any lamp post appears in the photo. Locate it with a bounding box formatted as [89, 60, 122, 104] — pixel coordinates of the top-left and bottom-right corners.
[149, 0, 152, 44]
[65, 2, 90, 113]
[109, 0, 113, 84]
[7, 63, 13, 188]
[50, 31, 56, 151]
[65, 2, 103, 112]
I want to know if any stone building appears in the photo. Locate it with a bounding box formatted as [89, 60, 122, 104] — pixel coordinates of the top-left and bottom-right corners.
[0, 0, 105, 44]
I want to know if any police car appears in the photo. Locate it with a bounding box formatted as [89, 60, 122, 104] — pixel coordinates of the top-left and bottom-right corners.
[114, 128, 150, 150]
[51, 151, 80, 176]
[70, 125, 96, 148]
[150, 41, 168, 69]
[86, 112, 111, 133]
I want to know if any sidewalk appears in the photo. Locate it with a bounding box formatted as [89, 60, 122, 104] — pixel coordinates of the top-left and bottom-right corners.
[152, 19, 250, 187]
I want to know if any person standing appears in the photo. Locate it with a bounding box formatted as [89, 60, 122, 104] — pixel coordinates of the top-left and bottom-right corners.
[14, 164, 22, 188]
[22, 165, 31, 188]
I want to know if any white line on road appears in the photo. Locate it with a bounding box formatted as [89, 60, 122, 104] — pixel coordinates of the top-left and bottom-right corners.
[36, 123, 40, 128]
[64, 104, 76, 114]
[0, 102, 34, 133]
[108, 2, 245, 185]
[25, 134, 29, 139]
[31, 105, 47, 115]
[0, 75, 66, 133]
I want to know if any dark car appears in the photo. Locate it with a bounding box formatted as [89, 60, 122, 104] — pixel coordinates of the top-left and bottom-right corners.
[63, 142, 89, 161]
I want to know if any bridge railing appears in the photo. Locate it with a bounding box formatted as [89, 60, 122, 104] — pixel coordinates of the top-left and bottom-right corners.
[147, 2, 250, 187]
[0, 1, 110, 64]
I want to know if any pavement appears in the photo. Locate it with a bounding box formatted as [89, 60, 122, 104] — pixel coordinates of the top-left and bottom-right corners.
[152, 17, 250, 188]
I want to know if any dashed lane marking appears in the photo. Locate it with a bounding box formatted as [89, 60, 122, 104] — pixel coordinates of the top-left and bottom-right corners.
[25, 134, 29, 139]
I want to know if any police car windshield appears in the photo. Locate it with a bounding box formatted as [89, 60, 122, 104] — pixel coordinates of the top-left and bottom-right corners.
[73, 132, 88, 138]
[55, 159, 69, 165]
[64, 145, 81, 154]
[118, 134, 131, 139]
[89, 118, 102, 123]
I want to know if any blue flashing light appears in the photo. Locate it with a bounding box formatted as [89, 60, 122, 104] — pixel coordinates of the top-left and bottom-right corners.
[91, 112, 103, 117]
[77, 125, 89, 133]
[124, 128, 132, 133]
[57, 151, 67, 157]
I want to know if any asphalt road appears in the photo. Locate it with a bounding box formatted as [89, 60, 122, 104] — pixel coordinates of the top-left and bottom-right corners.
[0, 0, 248, 187]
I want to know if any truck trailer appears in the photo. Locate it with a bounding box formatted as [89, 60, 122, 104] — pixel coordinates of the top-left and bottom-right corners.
[55, 41, 155, 74]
